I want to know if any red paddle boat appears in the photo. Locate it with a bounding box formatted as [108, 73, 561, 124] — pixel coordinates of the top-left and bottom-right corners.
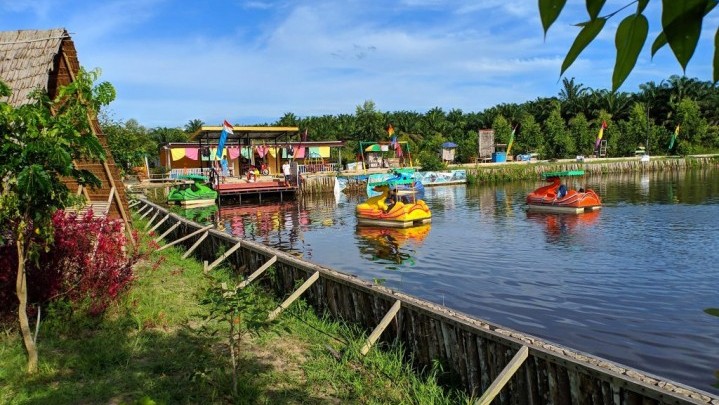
[526, 170, 602, 214]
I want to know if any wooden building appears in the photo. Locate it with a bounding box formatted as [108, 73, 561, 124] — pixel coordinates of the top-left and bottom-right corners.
[159, 126, 345, 178]
[0, 28, 131, 231]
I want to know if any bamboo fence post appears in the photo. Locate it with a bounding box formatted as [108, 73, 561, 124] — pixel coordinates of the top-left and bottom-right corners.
[147, 214, 170, 234]
[155, 221, 181, 243]
[139, 207, 154, 220]
[144, 211, 159, 230]
[135, 204, 151, 216]
[204, 240, 243, 273]
[182, 232, 209, 259]
[268, 271, 320, 321]
[158, 224, 213, 251]
[128, 200, 141, 208]
[238, 255, 277, 289]
[475, 346, 529, 405]
[360, 299, 401, 355]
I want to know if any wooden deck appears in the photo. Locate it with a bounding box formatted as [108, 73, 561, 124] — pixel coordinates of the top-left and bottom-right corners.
[215, 180, 297, 203]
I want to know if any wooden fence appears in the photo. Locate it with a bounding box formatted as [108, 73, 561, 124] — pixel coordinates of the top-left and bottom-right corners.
[134, 199, 717, 404]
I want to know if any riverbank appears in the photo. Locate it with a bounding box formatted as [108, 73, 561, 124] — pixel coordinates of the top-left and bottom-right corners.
[0, 220, 467, 404]
[459, 155, 719, 184]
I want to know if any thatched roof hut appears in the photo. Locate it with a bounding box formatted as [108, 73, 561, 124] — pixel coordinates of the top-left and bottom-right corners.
[0, 28, 131, 228]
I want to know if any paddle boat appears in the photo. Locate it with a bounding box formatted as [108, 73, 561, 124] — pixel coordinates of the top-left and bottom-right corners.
[167, 174, 218, 207]
[356, 170, 431, 228]
[526, 170, 601, 214]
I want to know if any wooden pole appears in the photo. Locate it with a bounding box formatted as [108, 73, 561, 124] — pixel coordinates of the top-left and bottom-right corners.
[147, 214, 169, 234]
[238, 255, 277, 289]
[475, 346, 529, 405]
[204, 240, 243, 273]
[158, 224, 213, 251]
[182, 231, 209, 259]
[360, 299, 401, 355]
[144, 211, 159, 230]
[268, 271, 319, 321]
[155, 221, 180, 243]
[128, 200, 141, 208]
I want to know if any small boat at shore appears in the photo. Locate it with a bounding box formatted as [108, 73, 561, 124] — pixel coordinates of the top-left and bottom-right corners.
[167, 174, 218, 207]
[526, 170, 601, 214]
[357, 169, 431, 228]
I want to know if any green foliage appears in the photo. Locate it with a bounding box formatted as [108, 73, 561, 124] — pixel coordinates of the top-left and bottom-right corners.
[613, 13, 648, 91]
[544, 105, 576, 158]
[492, 115, 512, 144]
[542, 0, 719, 87]
[101, 116, 154, 173]
[0, 68, 114, 245]
[518, 112, 544, 155]
[569, 113, 594, 155]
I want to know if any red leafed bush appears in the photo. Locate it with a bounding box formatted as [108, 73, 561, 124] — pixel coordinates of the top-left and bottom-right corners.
[0, 209, 140, 318]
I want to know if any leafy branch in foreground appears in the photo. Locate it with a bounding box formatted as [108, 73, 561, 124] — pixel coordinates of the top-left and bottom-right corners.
[540, 0, 719, 90]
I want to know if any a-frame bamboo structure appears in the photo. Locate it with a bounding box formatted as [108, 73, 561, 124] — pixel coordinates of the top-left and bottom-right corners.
[0, 28, 131, 235]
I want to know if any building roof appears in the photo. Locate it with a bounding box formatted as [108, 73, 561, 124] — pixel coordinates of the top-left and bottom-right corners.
[190, 125, 300, 142]
[0, 28, 69, 106]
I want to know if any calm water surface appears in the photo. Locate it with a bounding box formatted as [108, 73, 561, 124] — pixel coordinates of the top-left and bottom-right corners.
[186, 168, 719, 394]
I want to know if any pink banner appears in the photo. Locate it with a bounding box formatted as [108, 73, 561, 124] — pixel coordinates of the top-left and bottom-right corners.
[185, 147, 199, 160]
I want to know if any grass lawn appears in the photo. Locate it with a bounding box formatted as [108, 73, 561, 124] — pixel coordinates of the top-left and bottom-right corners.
[0, 219, 469, 404]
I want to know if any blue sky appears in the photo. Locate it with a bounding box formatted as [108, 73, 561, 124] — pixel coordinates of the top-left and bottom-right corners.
[2, 0, 716, 128]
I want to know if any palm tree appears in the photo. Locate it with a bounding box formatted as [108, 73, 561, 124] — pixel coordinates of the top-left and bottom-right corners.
[184, 119, 204, 135]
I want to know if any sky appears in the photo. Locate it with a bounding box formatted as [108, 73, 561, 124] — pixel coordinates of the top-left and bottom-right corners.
[1, 0, 716, 128]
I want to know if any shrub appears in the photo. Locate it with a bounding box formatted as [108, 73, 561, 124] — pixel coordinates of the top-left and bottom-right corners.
[0, 209, 141, 319]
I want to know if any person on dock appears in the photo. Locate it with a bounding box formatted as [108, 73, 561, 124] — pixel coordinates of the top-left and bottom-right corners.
[282, 161, 291, 185]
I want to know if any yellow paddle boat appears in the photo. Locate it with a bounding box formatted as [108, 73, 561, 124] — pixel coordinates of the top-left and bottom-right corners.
[356, 169, 431, 228]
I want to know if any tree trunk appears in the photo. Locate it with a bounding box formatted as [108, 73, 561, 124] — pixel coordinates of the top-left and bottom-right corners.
[16, 234, 38, 374]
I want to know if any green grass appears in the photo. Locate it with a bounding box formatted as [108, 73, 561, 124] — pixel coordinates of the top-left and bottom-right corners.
[0, 216, 469, 404]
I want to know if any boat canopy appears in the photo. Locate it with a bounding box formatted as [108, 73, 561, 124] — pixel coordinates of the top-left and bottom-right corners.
[541, 170, 585, 179]
[368, 168, 416, 187]
[178, 174, 209, 182]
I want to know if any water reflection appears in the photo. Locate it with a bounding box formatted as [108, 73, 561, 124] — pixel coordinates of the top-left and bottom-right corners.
[355, 224, 431, 268]
[525, 211, 601, 244]
[176, 205, 218, 225]
[216, 202, 311, 253]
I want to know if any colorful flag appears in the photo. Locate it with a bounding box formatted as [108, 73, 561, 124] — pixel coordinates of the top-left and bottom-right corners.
[387, 124, 395, 137]
[668, 124, 679, 150]
[506, 125, 517, 155]
[217, 120, 233, 159]
[595, 120, 607, 150]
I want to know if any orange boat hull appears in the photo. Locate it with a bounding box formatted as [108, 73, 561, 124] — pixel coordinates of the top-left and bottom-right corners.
[526, 177, 602, 214]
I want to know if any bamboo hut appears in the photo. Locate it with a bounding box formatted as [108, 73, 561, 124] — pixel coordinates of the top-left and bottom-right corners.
[0, 28, 131, 232]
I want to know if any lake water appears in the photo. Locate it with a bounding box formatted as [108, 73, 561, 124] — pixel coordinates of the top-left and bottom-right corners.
[180, 168, 719, 394]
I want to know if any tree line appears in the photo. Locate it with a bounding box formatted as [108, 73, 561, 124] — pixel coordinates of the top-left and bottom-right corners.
[104, 75, 719, 174]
